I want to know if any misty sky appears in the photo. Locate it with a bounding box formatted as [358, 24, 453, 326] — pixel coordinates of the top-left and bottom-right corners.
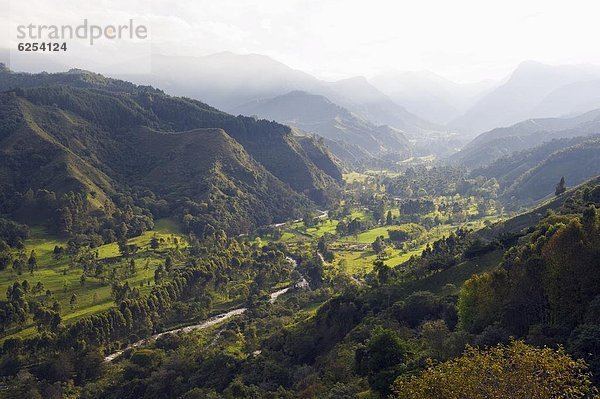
[2, 0, 600, 83]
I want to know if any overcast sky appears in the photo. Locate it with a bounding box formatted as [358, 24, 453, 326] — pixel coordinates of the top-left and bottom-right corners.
[2, 0, 600, 83]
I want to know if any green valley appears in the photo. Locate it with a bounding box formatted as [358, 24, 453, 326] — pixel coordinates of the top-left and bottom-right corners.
[0, 58, 599, 399]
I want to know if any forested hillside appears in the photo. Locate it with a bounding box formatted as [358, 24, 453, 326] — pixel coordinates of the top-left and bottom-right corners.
[234, 90, 412, 166]
[452, 108, 600, 169]
[0, 68, 343, 239]
[472, 135, 600, 206]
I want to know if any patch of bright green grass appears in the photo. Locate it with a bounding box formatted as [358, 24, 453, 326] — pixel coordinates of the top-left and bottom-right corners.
[343, 172, 369, 184]
[0, 218, 187, 340]
[304, 219, 339, 238]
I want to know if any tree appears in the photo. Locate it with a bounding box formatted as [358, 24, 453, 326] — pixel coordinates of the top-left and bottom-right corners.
[154, 265, 165, 284]
[356, 327, 411, 396]
[53, 245, 64, 260]
[70, 293, 77, 309]
[27, 250, 37, 275]
[33, 281, 44, 295]
[373, 260, 392, 285]
[457, 271, 508, 333]
[12, 254, 25, 275]
[150, 236, 160, 250]
[57, 207, 73, 235]
[421, 319, 450, 360]
[555, 176, 567, 196]
[0, 250, 11, 272]
[374, 202, 386, 224]
[117, 238, 129, 257]
[303, 212, 317, 228]
[386, 210, 393, 225]
[393, 341, 597, 399]
[129, 258, 137, 276]
[372, 236, 386, 258]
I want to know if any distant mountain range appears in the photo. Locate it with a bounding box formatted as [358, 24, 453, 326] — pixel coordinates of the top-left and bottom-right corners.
[450, 107, 600, 169]
[233, 90, 411, 166]
[127, 55, 600, 142]
[6, 50, 600, 161]
[113, 52, 445, 140]
[0, 66, 342, 234]
[450, 61, 600, 134]
[369, 70, 494, 125]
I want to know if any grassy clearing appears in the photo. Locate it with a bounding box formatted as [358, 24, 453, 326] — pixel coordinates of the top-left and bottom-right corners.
[0, 218, 187, 340]
[343, 172, 369, 184]
[333, 243, 427, 275]
[331, 219, 496, 275]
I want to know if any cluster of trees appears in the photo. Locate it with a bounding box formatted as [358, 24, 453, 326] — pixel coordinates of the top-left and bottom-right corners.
[0, 275, 60, 333]
[457, 204, 600, 378]
[335, 217, 373, 236]
[395, 228, 487, 279]
[0, 188, 156, 248]
[0, 232, 295, 391]
[400, 199, 435, 215]
[384, 166, 499, 200]
[393, 341, 597, 399]
[0, 218, 29, 248]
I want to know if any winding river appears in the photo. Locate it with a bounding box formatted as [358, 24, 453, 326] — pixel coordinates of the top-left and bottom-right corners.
[105, 257, 300, 362]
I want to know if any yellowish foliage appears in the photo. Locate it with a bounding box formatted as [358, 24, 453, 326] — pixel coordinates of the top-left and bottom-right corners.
[393, 341, 597, 399]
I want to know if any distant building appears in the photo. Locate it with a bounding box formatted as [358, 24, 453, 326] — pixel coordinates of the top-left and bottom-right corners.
[295, 278, 310, 290]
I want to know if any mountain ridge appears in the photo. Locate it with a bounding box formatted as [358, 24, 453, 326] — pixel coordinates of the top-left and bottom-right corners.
[0, 68, 343, 235]
[233, 90, 412, 166]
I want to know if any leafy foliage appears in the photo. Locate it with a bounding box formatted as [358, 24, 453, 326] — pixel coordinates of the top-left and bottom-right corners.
[393, 341, 597, 399]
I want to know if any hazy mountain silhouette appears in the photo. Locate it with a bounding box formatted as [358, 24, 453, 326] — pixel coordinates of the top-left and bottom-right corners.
[451, 61, 600, 134]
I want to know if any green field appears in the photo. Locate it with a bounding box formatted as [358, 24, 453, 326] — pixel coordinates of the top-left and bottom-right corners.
[330, 217, 500, 275]
[0, 218, 187, 340]
[343, 172, 369, 184]
[260, 200, 503, 278]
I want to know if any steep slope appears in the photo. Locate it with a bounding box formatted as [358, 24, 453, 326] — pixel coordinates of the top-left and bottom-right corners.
[0, 89, 316, 234]
[502, 137, 600, 204]
[233, 90, 411, 165]
[0, 67, 342, 205]
[113, 53, 443, 140]
[472, 135, 600, 206]
[476, 176, 600, 241]
[0, 92, 115, 209]
[451, 108, 600, 169]
[451, 61, 600, 134]
[125, 127, 314, 231]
